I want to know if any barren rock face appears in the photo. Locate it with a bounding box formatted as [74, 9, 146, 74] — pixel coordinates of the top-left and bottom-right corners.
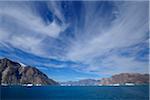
[0, 58, 58, 85]
[100, 73, 149, 85]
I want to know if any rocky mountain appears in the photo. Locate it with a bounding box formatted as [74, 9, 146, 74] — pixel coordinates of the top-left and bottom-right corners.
[100, 73, 150, 85]
[61, 79, 99, 86]
[0, 58, 58, 85]
[61, 73, 149, 86]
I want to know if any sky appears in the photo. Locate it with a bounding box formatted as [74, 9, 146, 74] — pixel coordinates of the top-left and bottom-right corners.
[0, 1, 149, 82]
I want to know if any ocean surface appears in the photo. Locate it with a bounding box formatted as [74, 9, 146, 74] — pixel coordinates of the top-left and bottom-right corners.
[0, 85, 149, 100]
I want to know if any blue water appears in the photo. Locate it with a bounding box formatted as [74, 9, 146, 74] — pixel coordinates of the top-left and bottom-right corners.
[1, 85, 149, 100]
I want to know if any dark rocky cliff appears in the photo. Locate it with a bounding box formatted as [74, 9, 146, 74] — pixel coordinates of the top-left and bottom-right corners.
[0, 58, 58, 85]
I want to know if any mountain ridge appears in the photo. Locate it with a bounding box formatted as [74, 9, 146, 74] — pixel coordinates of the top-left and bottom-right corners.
[100, 73, 150, 85]
[0, 58, 58, 85]
[61, 73, 149, 86]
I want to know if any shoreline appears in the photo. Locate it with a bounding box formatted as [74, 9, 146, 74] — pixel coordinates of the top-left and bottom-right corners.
[0, 84, 149, 87]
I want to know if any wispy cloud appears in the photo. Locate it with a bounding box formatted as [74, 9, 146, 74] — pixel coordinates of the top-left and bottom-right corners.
[0, 1, 67, 58]
[66, 1, 149, 74]
[0, 1, 148, 80]
[67, 1, 148, 61]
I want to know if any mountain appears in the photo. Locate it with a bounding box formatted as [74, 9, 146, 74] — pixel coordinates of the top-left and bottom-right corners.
[61, 73, 149, 86]
[100, 73, 150, 85]
[0, 58, 58, 85]
[60, 79, 99, 86]
[1, 58, 149, 86]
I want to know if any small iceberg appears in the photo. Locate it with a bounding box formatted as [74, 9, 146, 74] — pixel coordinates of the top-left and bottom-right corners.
[27, 84, 33, 86]
[112, 84, 120, 86]
[35, 84, 42, 86]
[1, 83, 8, 86]
[22, 84, 33, 87]
[125, 83, 135, 86]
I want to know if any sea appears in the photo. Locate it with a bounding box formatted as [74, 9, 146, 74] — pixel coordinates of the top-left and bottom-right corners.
[0, 85, 149, 100]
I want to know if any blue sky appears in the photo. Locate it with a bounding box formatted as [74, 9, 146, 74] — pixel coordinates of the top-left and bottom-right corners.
[0, 1, 149, 82]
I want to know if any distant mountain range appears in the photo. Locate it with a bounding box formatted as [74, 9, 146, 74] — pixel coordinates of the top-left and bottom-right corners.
[61, 79, 100, 86]
[100, 73, 149, 85]
[0, 58, 58, 85]
[61, 73, 149, 86]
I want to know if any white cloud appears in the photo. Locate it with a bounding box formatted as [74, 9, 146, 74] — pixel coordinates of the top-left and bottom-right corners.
[66, 2, 148, 73]
[48, 2, 65, 23]
[0, 1, 67, 58]
[86, 55, 148, 74]
[68, 2, 148, 60]
[0, 1, 148, 75]
[0, 2, 66, 38]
